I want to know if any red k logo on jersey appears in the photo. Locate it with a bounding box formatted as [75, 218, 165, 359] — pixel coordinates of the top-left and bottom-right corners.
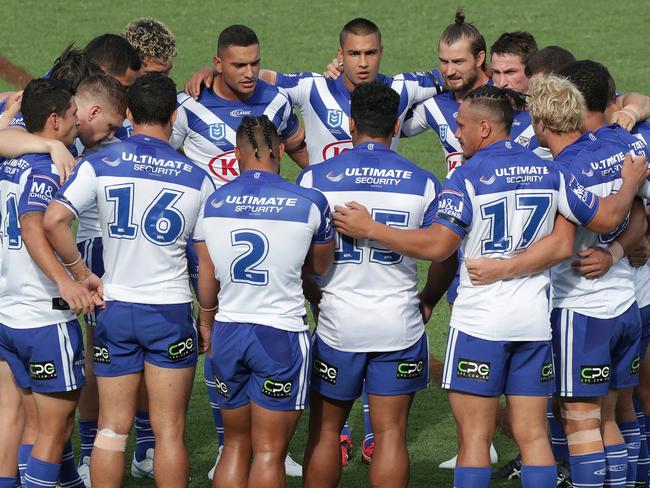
[209, 150, 239, 183]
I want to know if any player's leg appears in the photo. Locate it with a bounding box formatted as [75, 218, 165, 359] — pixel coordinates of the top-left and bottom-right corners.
[18, 390, 38, 486]
[132, 380, 156, 478]
[636, 308, 650, 485]
[205, 358, 226, 480]
[0, 360, 23, 487]
[215, 404, 251, 488]
[304, 333, 363, 487]
[360, 383, 374, 464]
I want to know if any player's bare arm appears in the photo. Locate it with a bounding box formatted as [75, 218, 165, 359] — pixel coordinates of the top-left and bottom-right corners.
[303, 240, 335, 276]
[466, 214, 576, 286]
[612, 92, 650, 130]
[419, 253, 458, 323]
[194, 241, 219, 354]
[184, 66, 215, 99]
[628, 207, 650, 267]
[283, 122, 309, 168]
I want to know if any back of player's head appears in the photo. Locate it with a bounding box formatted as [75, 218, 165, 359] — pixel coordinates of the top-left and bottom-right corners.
[77, 73, 127, 117]
[123, 17, 177, 66]
[558, 60, 610, 113]
[527, 75, 584, 133]
[126, 73, 176, 125]
[22, 78, 75, 133]
[464, 85, 527, 133]
[339, 18, 381, 46]
[490, 31, 538, 64]
[49, 43, 101, 90]
[236, 115, 280, 160]
[350, 81, 399, 138]
[85, 34, 142, 78]
[217, 25, 259, 55]
[525, 46, 576, 77]
[439, 8, 486, 67]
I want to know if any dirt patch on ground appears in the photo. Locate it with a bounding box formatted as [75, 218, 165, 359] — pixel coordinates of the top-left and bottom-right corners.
[0, 54, 32, 88]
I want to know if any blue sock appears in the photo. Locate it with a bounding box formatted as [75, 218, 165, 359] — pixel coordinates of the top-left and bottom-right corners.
[361, 385, 374, 447]
[521, 465, 557, 487]
[636, 399, 650, 487]
[204, 359, 224, 448]
[618, 421, 641, 487]
[24, 457, 60, 488]
[570, 451, 606, 488]
[18, 444, 32, 486]
[0, 476, 19, 488]
[453, 466, 491, 488]
[605, 444, 628, 487]
[134, 410, 155, 462]
[59, 440, 84, 487]
[78, 419, 97, 462]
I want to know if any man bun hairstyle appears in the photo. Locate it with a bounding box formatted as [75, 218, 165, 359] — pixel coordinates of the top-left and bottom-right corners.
[440, 8, 486, 68]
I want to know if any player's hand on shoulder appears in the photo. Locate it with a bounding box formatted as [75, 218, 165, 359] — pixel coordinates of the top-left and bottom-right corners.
[48, 140, 77, 184]
[465, 257, 507, 286]
[4, 90, 22, 115]
[621, 152, 649, 189]
[628, 236, 650, 267]
[571, 246, 614, 279]
[184, 67, 215, 100]
[323, 58, 342, 79]
[610, 108, 638, 131]
[333, 201, 372, 239]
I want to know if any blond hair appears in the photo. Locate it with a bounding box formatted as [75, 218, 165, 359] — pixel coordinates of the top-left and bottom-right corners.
[527, 75, 585, 133]
[123, 18, 177, 65]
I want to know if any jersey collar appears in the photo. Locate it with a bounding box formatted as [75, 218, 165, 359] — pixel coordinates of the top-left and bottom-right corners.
[238, 169, 284, 182]
[352, 141, 391, 152]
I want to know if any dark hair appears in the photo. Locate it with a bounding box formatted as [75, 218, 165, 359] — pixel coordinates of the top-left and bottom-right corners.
[77, 73, 127, 117]
[126, 73, 176, 125]
[350, 81, 399, 138]
[558, 60, 610, 113]
[605, 71, 617, 103]
[22, 78, 75, 133]
[490, 31, 538, 64]
[440, 8, 486, 68]
[525, 45, 576, 77]
[236, 115, 280, 160]
[464, 85, 527, 133]
[49, 43, 101, 90]
[217, 25, 259, 55]
[339, 18, 381, 47]
[85, 34, 141, 77]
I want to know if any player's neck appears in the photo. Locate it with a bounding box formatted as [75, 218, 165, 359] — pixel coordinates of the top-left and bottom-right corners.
[239, 161, 280, 175]
[132, 124, 171, 143]
[455, 70, 490, 103]
[352, 134, 392, 147]
[547, 131, 581, 158]
[212, 76, 254, 101]
[582, 111, 609, 133]
[31, 129, 63, 145]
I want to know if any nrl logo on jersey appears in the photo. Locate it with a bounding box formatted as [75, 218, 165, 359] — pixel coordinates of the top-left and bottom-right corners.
[209, 123, 226, 141]
[327, 109, 343, 129]
[438, 124, 448, 142]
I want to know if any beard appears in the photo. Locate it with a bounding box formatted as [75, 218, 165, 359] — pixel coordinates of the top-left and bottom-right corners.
[444, 69, 480, 94]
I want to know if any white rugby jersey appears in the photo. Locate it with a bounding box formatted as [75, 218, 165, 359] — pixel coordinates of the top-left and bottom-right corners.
[297, 141, 440, 352]
[194, 170, 334, 332]
[551, 130, 637, 318]
[435, 140, 600, 341]
[0, 153, 75, 328]
[171, 81, 299, 187]
[632, 121, 650, 308]
[56, 134, 215, 304]
[276, 71, 442, 164]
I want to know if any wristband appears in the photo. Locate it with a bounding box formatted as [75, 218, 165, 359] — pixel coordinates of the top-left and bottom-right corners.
[199, 304, 217, 312]
[607, 241, 625, 264]
[617, 108, 640, 124]
[61, 253, 82, 267]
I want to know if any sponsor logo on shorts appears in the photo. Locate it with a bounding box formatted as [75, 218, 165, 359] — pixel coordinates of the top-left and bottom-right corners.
[397, 359, 424, 379]
[214, 376, 229, 398]
[456, 358, 490, 381]
[314, 358, 338, 384]
[93, 345, 110, 364]
[541, 362, 554, 382]
[262, 379, 292, 398]
[631, 356, 641, 375]
[167, 337, 195, 361]
[29, 361, 57, 380]
[580, 364, 610, 384]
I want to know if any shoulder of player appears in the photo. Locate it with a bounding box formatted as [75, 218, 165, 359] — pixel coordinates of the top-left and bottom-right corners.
[278, 180, 328, 209]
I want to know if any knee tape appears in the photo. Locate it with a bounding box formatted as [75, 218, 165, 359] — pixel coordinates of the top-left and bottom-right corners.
[566, 428, 602, 445]
[561, 408, 601, 422]
[94, 428, 128, 451]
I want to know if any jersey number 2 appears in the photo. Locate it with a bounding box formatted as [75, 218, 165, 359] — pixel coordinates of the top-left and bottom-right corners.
[230, 229, 269, 286]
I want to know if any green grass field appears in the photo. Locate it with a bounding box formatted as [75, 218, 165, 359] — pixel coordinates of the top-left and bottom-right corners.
[1, 0, 649, 485]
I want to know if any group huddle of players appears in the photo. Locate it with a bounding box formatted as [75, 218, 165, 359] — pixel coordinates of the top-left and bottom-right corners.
[0, 7, 650, 488]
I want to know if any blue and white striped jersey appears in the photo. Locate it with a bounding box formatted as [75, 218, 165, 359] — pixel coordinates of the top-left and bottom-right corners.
[435, 140, 600, 340]
[171, 81, 299, 187]
[297, 141, 440, 351]
[0, 153, 75, 328]
[194, 170, 334, 332]
[276, 71, 442, 164]
[56, 134, 215, 305]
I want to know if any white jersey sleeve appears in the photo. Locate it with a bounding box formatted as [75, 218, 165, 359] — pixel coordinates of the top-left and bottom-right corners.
[401, 102, 429, 137]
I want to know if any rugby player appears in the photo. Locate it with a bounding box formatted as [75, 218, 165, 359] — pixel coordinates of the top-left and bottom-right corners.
[0, 78, 101, 488]
[298, 81, 454, 488]
[43, 73, 215, 488]
[332, 83, 649, 487]
[171, 24, 308, 478]
[84, 34, 141, 88]
[194, 115, 334, 488]
[463, 75, 649, 488]
[123, 18, 176, 75]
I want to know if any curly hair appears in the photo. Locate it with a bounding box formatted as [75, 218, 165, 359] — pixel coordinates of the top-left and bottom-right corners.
[123, 18, 177, 66]
[527, 75, 585, 133]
